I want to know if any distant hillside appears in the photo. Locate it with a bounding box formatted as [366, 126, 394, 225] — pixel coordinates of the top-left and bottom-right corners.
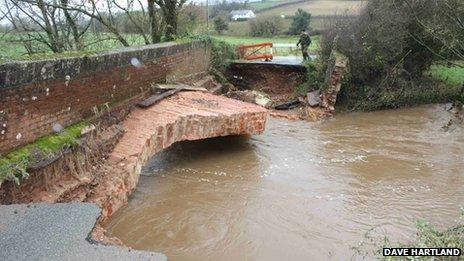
[250, 0, 310, 13]
[258, 0, 366, 17]
[226, 0, 367, 36]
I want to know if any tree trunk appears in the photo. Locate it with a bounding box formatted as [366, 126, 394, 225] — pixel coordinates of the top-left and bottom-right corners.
[164, 0, 177, 41]
[109, 26, 130, 47]
[61, 0, 83, 50]
[37, 0, 61, 52]
[147, 0, 161, 43]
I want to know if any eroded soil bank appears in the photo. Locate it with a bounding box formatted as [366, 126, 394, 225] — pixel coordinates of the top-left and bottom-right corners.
[106, 104, 464, 260]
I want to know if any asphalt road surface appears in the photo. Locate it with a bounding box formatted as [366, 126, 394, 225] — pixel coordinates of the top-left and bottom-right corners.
[0, 202, 166, 261]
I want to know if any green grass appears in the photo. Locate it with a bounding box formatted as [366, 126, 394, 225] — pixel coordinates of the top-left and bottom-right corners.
[1, 31, 321, 62]
[0, 122, 88, 185]
[428, 62, 464, 86]
[239, 0, 366, 32]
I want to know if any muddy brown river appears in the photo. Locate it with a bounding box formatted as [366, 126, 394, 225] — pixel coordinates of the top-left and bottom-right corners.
[106, 105, 464, 260]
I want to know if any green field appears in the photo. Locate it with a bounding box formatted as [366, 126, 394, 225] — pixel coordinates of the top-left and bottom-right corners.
[428, 62, 464, 86]
[1, 33, 318, 63]
[226, 16, 349, 35]
[0, 33, 146, 62]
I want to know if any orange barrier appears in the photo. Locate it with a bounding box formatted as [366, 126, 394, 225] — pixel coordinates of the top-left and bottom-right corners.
[237, 42, 273, 61]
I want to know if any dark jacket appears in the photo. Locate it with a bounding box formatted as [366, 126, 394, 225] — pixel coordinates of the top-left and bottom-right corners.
[297, 33, 311, 46]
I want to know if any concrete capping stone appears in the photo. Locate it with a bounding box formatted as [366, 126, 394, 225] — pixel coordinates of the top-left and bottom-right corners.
[0, 40, 206, 89]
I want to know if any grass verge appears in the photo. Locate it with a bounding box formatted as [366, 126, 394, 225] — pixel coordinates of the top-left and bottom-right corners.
[0, 122, 88, 185]
[339, 61, 464, 111]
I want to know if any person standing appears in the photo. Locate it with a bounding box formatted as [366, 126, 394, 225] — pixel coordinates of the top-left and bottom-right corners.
[296, 29, 312, 60]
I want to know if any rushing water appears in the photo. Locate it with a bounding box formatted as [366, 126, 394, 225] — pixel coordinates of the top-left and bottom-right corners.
[106, 105, 464, 260]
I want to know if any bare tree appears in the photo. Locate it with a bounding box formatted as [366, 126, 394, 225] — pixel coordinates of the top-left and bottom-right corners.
[111, 0, 150, 44]
[60, 0, 84, 50]
[5, 0, 65, 53]
[18, 0, 131, 47]
[2, 0, 95, 53]
[403, 0, 464, 66]
[156, 0, 187, 40]
[2, 0, 188, 56]
[147, 0, 161, 42]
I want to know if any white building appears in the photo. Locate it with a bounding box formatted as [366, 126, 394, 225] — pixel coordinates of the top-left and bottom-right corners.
[230, 10, 256, 21]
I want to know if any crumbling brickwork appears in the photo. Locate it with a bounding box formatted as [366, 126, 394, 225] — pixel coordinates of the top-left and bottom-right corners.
[320, 52, 349, 113]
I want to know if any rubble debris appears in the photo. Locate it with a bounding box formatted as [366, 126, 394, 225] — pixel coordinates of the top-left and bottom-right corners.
[274, 100, 301, 110]
[443, 101, 464, 131]
[226, 90, 273, 108]
[307, 90, 321, 107]
[156, 84, 208, 92]
[137, 89, 181, 108]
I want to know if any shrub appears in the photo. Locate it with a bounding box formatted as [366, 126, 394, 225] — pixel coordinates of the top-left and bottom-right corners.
[296, 58, 328, 96]
[249, 16, 283, 37]
[321, 0, 464, 110]
[288, 9, 311, 35]
[189, 35, 237, 84]
[213, 16, 229, 34]
[177, 5, 206, 37]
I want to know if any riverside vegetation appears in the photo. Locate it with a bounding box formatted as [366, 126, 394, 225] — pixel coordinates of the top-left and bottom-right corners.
[298, 0, 464, 111]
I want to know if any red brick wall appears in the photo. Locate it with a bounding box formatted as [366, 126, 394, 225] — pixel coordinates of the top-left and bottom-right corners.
[0, 41, 210, 156]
